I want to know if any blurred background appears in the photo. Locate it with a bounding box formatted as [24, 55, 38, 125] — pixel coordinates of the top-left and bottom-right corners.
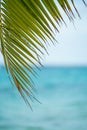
[0, 1, 87, 130]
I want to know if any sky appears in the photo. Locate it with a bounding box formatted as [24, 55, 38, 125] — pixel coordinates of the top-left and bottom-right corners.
[0, 1, 87, 66]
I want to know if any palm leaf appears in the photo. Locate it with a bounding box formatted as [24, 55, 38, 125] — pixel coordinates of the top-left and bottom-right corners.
[0, 0, 86, 106]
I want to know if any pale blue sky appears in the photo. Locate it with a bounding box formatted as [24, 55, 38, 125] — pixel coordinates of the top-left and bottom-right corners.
[42, 1, 87, 66]
[0, 1, 87, 66]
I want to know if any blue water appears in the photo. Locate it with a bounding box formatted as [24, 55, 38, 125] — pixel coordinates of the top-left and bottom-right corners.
[0, 66, 87, 130]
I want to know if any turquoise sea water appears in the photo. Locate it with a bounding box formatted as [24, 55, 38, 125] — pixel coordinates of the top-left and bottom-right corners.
[0, 66, 87, 130]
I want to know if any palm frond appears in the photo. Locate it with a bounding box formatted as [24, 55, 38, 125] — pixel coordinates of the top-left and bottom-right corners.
[0, 0, 86, 106]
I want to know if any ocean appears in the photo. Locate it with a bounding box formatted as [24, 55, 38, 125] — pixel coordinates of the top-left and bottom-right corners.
[0, 66, 87, 130]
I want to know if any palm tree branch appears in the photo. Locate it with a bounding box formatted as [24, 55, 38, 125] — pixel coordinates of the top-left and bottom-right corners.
[0, 0, 86, 106]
